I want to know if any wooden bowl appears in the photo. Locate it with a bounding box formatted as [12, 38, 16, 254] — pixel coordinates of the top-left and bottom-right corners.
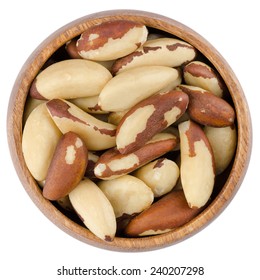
[7, 10, 252, 251]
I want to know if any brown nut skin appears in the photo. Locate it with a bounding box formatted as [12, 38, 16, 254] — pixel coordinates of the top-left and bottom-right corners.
[65, 38, 81, 59]
[77, 20, 148, 61]
[94, 133, 178, 180]
[177, 85, 235, 127]
[116, 90, 189, 154]
[125, 190, 202, 237]
[43, 132, 88, 200]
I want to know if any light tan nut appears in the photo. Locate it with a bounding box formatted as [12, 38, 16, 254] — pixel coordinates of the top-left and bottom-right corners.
[22, 103, 62, 181]
[183, 61, 225, 97]
[98, 66, 181, 112]
[134, 158, 179, 197]
[98, 175, 154, 218]
[76, 20, 148, 61]
[37, 180, 45, 188]
[179, 120, 215, 208]
[69, 179, 116, 242]
[70, 95, 109, 114]
[56, 196, 74, 212]
[94, 132, 178, 180]
[23, 97, 45, 124]
[30, 59, 112, 100]
[204, 125, 237, 174]
[46, 99, 116, 151]
[125, 190, 202, 236]
[147, 33, 165, 40]
[162, 126, 180, 151]
[108, 110, 128, 125]
[177, 85, 235, 127]
[43, 132, 88, 200]
[112, 38, 197, 74]
[95, 60, 115, 72]
[116, 90, 189, 154]
[159, 69, 182, 92]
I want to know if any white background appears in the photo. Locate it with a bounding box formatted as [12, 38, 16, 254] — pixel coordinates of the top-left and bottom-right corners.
[1, 0, 259, 279]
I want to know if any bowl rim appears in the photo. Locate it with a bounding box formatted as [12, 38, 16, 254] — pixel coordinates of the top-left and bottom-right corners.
[7, 9, 252, 252]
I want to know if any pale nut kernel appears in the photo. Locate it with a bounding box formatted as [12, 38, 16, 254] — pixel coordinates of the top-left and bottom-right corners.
[108, 110, 128, 126]
[98, 175, 154, 218]
[178, 120, 215, 208]
[70, 95, 109, 114]
[69, 178, 117, 242]
[43, 132, 88, 200]
[76, 20, 148, 61]
[112, 38, 197, 74]
[134, 158, 179, 197]
[23, 97, 45, 125]
[22, 103, 62, 181]
[94, 132, 178, 180]
[204, 125, 237, 174]
[116, 90, 189, 154]
[98, 66, 181, 112]
[30, 59, 112, 100]
[177, 85, 235, 127]
[46, 99, 116, 151]
[125, 190, 202, 237]
[183, 61, 225, 98]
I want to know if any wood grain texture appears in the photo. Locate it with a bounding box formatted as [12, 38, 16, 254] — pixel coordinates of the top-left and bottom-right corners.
[7, 10, 252, 252]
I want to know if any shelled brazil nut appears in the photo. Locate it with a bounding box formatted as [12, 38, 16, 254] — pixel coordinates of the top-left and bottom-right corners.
[22, 19, 237, 242]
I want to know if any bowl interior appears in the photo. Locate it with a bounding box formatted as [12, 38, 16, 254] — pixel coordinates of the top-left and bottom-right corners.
[7, 10, 252, 252]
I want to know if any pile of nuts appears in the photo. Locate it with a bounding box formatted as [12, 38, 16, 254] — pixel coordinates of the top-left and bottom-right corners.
[22, 19, 237, 242]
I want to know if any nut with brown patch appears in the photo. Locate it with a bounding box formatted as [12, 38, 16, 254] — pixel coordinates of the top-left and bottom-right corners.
[112, 37, 197, 74]
[23, 97, 45, 125]
[178, 120, 215, 208]
[22, 103, 62, 181]
[43, 132, 88, 200]
[177, 85, 235, 127]
[98, 66, 181, 112]
[125, 190, 202, 236]
[30, 59, 112, 100]
[134, 158, 179, 197]
[94, 132, 178, 180]
[183, 61, 225, 97]
[98, 175, 154, 218]
[76, 20, 148, 61]
[70, 95, 109, 114]
[116, 90, 189, 154]
[69, 178, 117, 242]
[46, 99, 116, 151]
